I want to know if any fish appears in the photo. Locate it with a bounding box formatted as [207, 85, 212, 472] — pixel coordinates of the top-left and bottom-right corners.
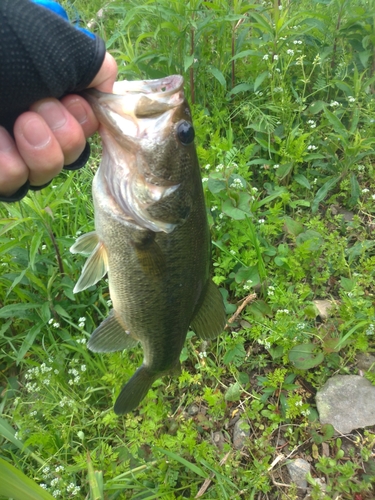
[70, 75, 226, 415]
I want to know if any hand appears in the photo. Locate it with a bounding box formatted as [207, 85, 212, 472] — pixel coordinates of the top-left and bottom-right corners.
[0, 52, 117, 198]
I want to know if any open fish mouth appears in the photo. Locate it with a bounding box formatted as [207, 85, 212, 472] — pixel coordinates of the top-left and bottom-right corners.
[83, 75, 185, 141]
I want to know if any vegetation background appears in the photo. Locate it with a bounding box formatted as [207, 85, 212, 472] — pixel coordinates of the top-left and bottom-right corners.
[0, 0, 375, 498]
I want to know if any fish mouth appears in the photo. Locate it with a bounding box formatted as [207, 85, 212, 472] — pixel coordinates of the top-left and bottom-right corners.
[83, 75, 185, 140]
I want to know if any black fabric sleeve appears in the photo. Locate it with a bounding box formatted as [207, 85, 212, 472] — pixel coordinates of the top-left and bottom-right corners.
[0, 0, 106, 133]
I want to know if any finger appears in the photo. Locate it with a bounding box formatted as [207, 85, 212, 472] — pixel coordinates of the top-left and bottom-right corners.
[0, 126, 29, 197]
[60, 94, 99, 138]
[88, 52, 118, 93]
[13, 111, 64, 187]
[30, 99, 86, 166]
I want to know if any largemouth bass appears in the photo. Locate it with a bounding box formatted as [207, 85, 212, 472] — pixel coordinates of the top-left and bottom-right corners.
[71, 75, 225, 414]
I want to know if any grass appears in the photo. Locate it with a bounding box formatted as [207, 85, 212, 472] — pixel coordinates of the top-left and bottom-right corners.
[1, 0, 375, 498]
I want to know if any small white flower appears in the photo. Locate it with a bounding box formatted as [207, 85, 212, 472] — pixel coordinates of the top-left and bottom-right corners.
[42, 244, 47, 250]
[204, 164, 210, 170]
[273, 164, 280, 169]
[42, 466, 50, 475]
[302, 409, 310, 416]
[40, 484, 48, 490]
[51, 478, 59, 487]
[55, 466, 64, 473]
[286, 49, 294, 56]
[348, 96, 356, 103]
[258, 219, 265, 224]
[361, 188, 369, 193]
[199, 351, 207, 359]
[67, 483, 75, 493]
[211, 205, 218, 211]
[48, 319, 54, 325]
[307, 145, 318, 151]
[74, 376, 80, 384]
[52, 490, 61, 498]
[76, 230, 82, 236]
[372, 194, 375, 200]
[330, 100, 339, 107]
[53, 322, 60, 328]
[201, 177, 208, 182]
[230, 250, 236, 255]
[81, 365, 86, 372]
[263, 54, 269, 60]
[273, 54, 279, 61]
[273, 86, 283, 93]
[215, 163, 224, 171]
[78, 322, 85, 328]
[230, 178, 243, 189]
[78, 317, 86, 323]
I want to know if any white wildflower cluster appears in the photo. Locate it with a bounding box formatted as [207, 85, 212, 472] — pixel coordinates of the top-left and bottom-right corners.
[362, 188, 370, 194]
[258, 338, 271, 350]
[199, 351, 207, 359]
[273, 164, 280, 169]
[243, 280, 253, 291]
[55, 466, 64, 473]
[230, 178, 243, 189]
[307, 145, 318, 151]
[25, 363, 54, 393]
[258, 218, 265, 224]
[255, 90, 263, 96]
[42, 466, 51, 478]
[48, 318, 60, 328]
[52, 490, 61, 498]
[366, 323, 374, 336]
[42, 244, 47, 250]
[66, 483, 81, 496]
[297, 322, 306, 330]
[106, 299, 112, 307]
[267, 286, 275, 296]
[76, 337, 87, 345]
[67, 363, 86, 386]
[263, 54, 269, 61]
[307, 119, 316, 129]
[301, 408, 311, 417]
[211, 205, 218, 212]
[329, 100, 339, 107]
[204, 164, 210, 170]
[273, 54, 279, 61]
[348, 96, 356, 103]
[293, 40, 303, 45]
[286, 49, 294, 56]
[276, 309, 290, 315]
[230, 249, 236, 255]
[201, 177, 208, 183]
[357, 164, 365, 172]
[215, 163, 224, 172]
[59, 396, 74, 408]
[273, 86, 283, 93]
[78, 317, 86, 328]
[76, 230, 82, 236]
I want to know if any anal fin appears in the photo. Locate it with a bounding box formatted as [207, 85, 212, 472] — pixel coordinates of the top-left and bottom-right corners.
[88, 310, 138, 352]
[190, 280, 226, 340]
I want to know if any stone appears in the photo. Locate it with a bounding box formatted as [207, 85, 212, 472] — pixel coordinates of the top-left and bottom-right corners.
[232, 419, 249, 450]
[356, 352, 375, 372]
[316, 375, 375, 434]
[286, 458, 311, 490]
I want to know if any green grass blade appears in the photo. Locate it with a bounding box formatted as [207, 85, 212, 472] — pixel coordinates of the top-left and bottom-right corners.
[154, 447, 207, 478]
[0, 457, 55, 500]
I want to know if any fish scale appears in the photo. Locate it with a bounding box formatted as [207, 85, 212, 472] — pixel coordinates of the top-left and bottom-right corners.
[71, 75, 226, 414]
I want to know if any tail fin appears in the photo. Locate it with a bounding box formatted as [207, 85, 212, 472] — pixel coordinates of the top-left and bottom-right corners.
[114, 366, 157, 415]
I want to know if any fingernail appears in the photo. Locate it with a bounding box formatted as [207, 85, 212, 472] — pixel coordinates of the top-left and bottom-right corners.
[64, 100, 88, 124]
[35, 101, 67, 130]
[22, 118, 51, 147]
[0, 127, 14, 152]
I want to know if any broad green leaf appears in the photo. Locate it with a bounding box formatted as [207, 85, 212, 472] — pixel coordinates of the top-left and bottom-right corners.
[229, 83, 253, 94]
[207, 66, 226, 89]
[231, 49, 261, 61]
[311, 175, 341, 213]
[275, 162, 293, 180]
[0, 303, 42, 318]
[207, 178, 226, 194]
[288, 343, 324, 369]
[222, 199, 246, 220]
[323, 108, 348, 138]
[0, 457, 54, 500]
[254, 70, 268, 92]
[349, 173, 360, 206]
[294, 174, 311, 189]
[29, 231, 44, 271]
[284, 216, 304, 237]
[184, 53, 194, 72]
[16, 324, 42, 364]
[334, 80, 353, 95]
[225, 382, 242, 402]
[307, 101, 326, 114]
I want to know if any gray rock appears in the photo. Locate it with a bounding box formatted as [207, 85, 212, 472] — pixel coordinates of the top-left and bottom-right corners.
[286, 458, 311, 490]
[232, 419, 249, 450]
[356, 353, 375, 372]
[187, 404, 199, 416]
[316, 375, 375, 434]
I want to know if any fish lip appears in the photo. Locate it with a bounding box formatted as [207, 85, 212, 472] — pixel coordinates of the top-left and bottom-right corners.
[112, 75, 184, 97]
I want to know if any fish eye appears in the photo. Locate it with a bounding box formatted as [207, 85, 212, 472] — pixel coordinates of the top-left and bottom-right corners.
[177, 121, 195, 145]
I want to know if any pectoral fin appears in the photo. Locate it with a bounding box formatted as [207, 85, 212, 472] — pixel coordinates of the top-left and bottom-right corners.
[190, 280, 226, 340]
[88, 310, 138, 352]
[73, 241, 108, 293]
[70, 231, 99, 255]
